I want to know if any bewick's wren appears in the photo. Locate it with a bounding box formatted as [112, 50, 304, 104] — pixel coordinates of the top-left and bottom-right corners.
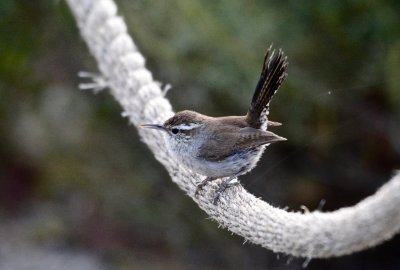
[141, 46, 288, 204]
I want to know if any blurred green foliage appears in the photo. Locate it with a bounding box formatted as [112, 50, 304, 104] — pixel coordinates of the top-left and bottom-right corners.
[0, 0, 399, 269]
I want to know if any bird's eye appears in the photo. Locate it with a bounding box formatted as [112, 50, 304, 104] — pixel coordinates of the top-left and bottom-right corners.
[171, 128, 179, 134]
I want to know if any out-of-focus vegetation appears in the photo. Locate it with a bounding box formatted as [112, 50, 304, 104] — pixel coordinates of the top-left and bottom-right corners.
[0, 0, 399, 269]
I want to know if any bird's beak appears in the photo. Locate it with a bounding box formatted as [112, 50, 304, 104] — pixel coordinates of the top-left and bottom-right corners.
[139, 124, 167, 132]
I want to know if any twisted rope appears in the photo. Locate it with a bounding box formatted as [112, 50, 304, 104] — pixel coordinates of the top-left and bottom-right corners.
[66, 0, 400, 258]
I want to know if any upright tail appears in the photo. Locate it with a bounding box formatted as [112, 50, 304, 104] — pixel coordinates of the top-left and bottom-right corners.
[246, 46, 288, 128]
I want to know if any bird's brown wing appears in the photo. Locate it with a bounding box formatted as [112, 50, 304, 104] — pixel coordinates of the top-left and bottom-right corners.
[197, 127, 285, 162]
[234, 127, 286, 149]
[197, 128, 238, 162]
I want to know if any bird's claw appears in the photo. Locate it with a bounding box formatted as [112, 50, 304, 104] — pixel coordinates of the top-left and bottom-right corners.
[212, 178, 240, 205]
[195, 176, 240, 205]
[195, 177, 216, 198]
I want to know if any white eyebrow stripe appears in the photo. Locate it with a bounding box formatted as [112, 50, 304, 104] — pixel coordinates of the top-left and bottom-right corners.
[174, 123, 202, 130]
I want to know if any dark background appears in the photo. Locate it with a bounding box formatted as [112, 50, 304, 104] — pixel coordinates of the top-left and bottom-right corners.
[1, 0, 399, 269]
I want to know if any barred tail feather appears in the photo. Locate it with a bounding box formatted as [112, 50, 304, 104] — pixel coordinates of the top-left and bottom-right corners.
[246, 46, 288, 128]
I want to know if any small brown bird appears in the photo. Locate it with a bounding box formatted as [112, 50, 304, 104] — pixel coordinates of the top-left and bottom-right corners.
[141, 46, 288, 204]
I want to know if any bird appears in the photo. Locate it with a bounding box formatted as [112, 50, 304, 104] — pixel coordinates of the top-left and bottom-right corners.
[140, 46, 288, 204]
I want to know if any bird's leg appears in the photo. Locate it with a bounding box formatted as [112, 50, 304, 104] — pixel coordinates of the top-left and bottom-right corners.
[195, 176, 218, 197]
[213, 176, 240, 205]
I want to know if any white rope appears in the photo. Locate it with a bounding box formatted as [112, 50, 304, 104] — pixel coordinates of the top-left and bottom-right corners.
[66, 0, 400, 258]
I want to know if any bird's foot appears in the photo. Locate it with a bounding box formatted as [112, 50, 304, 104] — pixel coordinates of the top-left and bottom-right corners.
[213, 177, 240, 205]
[195, 177, 217, 197]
